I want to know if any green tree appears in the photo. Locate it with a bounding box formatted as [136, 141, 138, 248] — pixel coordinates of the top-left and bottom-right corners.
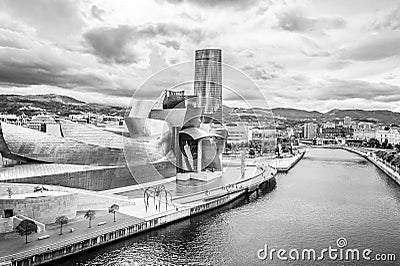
[108, 204, 120, 223]
[84, 210, 96, 228]
[15, 219, 37, 244]
[55, 216, 69, 235]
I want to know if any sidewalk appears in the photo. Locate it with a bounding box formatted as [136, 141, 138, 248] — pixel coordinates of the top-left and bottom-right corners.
[0, 211, 142, 258]
[117, 165, 261, 199]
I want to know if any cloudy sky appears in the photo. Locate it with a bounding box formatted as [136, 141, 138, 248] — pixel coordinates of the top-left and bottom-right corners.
[0, 0, 399, 112]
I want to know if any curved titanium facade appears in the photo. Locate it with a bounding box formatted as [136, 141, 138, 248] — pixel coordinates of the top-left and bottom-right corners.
[0, 122, 167, 166]
[0, 122, 176, 190]
[0, 122, 125, 166]
[60, 120, 124, 149]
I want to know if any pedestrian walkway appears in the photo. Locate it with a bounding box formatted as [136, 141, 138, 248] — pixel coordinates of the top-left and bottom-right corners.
[0, 211, 142, 258]
[117, 165, 262, 199]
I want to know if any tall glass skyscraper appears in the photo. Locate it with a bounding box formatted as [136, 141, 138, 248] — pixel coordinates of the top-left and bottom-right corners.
[194, 49, 222, 124]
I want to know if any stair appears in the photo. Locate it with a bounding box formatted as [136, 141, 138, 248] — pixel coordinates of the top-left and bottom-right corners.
[15, 215, 46, 232]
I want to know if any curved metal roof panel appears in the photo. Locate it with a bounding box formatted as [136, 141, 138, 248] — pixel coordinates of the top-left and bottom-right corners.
[179, 127, 224, 140]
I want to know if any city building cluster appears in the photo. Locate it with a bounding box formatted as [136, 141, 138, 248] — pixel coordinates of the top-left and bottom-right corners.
[298, 116, 400, 147]
[0, 112, 125, 138]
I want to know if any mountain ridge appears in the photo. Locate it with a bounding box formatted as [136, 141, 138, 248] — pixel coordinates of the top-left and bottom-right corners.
[0, 94, 125, 116]
[271, 107, 400, 124]
[0, 94, 399, 124]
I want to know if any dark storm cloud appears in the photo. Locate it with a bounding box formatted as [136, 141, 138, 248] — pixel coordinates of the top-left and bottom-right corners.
[0, 0, 85, 39]
[0, 52, 133, 98]
[0, 25, 140, 99]
[0, 29, 122, 97]
[0, 50, 112, 90]
[84, 23, 205, 65]
[84, 25, 140, 65]
[275, 11, 345, 33]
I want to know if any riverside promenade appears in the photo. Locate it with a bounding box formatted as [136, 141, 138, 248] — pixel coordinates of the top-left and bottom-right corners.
[268, 150, 305, 172]
[318, 145, 400, 186]
[0, 154, 304, 266]
[341, 146, 400, 186]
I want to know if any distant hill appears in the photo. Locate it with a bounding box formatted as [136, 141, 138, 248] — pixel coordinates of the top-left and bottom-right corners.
[324, 109, 400, 124]
[1, 94, 399, 125]
[0, 94, 126, 116]
[271, 108, 323, 120]
[270, 107, 400, 125]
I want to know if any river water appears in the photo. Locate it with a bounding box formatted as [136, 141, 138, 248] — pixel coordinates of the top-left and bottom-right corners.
[57, 148, 400, 265]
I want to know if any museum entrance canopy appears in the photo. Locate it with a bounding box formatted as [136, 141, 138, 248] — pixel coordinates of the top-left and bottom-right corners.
[179, 127, 224, 140]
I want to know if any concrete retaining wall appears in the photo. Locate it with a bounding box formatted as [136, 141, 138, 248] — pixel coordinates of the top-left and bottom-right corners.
[74, 193, 133, 211]
[0, 194, 77, 225]
[0, 183, 134, 213]
[0, 217, 13, 233]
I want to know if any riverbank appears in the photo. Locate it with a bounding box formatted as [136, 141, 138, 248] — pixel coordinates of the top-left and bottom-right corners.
[270, 150, 305, 172]
[318, 145, 400, 187]
[341, 146, 400, 186]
